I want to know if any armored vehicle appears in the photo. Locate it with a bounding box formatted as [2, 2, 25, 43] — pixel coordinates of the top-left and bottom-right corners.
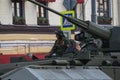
[1, 0, 120, 80]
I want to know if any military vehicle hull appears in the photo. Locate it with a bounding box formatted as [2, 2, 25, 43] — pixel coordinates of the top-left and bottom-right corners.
[0, 0, 120, 80]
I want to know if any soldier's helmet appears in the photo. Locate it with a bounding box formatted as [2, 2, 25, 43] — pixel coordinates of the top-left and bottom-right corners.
[55, 30, 65, 37]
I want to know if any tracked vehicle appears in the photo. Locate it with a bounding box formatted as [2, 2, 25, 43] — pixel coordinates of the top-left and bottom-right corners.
[1, 0, 120, 80]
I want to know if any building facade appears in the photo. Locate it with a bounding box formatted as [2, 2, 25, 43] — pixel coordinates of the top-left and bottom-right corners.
[0, 0, 120, 54]
[0, 0, 119, 26]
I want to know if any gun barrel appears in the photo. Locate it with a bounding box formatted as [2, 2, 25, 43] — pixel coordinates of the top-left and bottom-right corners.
[27, 0, 111, 40]
[84, 21, 111, 40]
[68, 18, 111, 40]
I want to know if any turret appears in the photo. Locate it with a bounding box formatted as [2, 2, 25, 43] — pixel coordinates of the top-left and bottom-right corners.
[27, 0, 111, 40]
[27, 0, 120, 52]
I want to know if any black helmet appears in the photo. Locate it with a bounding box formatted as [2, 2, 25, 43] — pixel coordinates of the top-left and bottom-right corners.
[55, 30, 65, 37]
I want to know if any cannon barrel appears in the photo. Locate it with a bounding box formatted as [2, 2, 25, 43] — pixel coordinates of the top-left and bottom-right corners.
[27, 0, 111, 40]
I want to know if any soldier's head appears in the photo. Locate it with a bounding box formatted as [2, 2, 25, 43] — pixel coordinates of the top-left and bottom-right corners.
[55, 30, 65, 39]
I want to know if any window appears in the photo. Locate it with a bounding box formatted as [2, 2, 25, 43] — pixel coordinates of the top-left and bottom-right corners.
[97, 0, 107, 17]
[97, 0, 112, 24]
[12, 1, 24, 17]
[37, 2, 49, 25]
[37, 2, 47, 18]
[12, 1, 25, 25]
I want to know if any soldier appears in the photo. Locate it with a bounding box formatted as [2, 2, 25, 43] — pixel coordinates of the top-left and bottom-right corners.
[45, 30, 71, 58]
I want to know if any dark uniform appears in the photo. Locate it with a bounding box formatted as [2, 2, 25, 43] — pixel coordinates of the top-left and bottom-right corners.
[49, 37, 70, 57]
[46, 30, 70, 57]
[46, 30, 80, 58]
[63, 39, 81, 58]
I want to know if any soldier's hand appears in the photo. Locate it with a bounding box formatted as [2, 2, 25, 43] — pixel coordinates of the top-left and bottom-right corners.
[45, 53, 52, 58]
[45, 55, 51, 58]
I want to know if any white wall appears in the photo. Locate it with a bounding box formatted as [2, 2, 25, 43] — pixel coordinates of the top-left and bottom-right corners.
[25, 0, 37, 25]
[0, 0, 12, 24]
[48, 0, 66, 26]
[0, 0, 119, 26]
[76, 4, 83, 19]
[84, 0, 92, 21]
[111, 0, 119, 26]
[117, 0, 120, 26]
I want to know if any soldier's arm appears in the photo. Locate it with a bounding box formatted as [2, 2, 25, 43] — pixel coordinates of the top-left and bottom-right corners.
[64, 39, 75, 53]
[48, 40, 57, 56]
[65, 38, 71, 47]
